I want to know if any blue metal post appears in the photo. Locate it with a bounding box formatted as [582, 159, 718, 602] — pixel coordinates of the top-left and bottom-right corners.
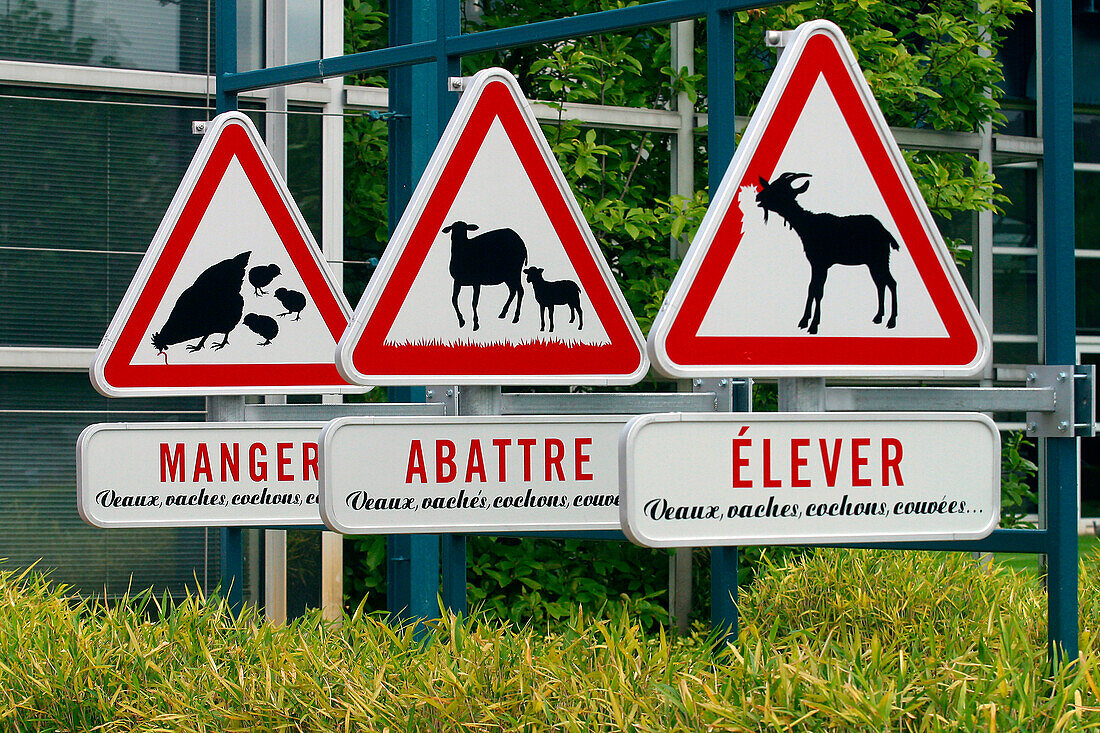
[1040, 0, 1078, 664]
[213, 0, 244, 615]
[435, 0, 467, 618]
[706, 1, 739, 639]
[384, 0, 461, 623]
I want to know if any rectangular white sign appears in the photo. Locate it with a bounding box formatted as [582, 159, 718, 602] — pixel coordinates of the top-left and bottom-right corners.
[320, 415, 625, 533]
[78, 422, 325, 528]
[620, 412, 1000, 547]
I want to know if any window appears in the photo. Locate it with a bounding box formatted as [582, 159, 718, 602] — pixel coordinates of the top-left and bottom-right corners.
[0, 373, 211, 598]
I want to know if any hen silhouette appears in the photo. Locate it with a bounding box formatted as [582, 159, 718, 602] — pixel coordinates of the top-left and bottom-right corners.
[151, 251, 250, 354]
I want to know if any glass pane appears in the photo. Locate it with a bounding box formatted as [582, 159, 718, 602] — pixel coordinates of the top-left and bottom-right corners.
[0, 90, 203, 347]
[1082, 353, 1100, 517]
[1000, 107, 1036, 138]
[0, 0, 262, 73]
[997, 9, 1035, 102]
[1077, 114, 1100, 164]
[0, 373, 212, 598]
[993, 166, 1038, 249]
[287, 0, 320, 65]
[0, 248, 142, 347]
[1077, 172, 1100, 249]
[992, 340, 1037, 365]
[1077, 257, 1100, 335]
[993, 254, 1038, 334]
[1, 0, 200, 72]
[1076, 13, 1100, 107]
[288, 108, 322, 244]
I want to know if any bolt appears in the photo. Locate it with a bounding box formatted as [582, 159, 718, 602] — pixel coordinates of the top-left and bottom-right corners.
[693, 379, 703, 387]
[446, 389, 454, 397]
[719, 379, 729, 387]
[765, 30, 782, 45]
[1027, 372, 1036, 383]
[1027, 422, 1037, 432]
[1058, 371, 1068, 382]
[426, 390, 434, 399]
[1059, 421, 1069, 431]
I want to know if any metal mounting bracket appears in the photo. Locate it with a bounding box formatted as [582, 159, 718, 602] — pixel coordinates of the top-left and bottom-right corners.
[692, 377, 734, 412]
[447, 76, 472, 92]
[425, 385, 458, 416]
[1025, 365, 1095, 438]
[765, 30, 794, 49]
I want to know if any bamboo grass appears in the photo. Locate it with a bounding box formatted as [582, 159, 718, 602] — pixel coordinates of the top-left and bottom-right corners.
[2, 550, 1099, 731]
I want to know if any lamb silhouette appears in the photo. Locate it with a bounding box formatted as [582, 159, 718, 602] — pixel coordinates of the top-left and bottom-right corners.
[443, 220, 527, 331]
[524, 267, 582, 333]
[756, 172, 899, 335]
[150, 251, 250, 354]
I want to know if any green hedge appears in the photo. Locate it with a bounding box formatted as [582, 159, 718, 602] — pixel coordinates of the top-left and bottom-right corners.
[4, 549, 1098, 731]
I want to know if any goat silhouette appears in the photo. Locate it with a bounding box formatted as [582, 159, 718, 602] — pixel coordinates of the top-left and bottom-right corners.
[442, 221, 528, 331]
[756, 172, 899, 335]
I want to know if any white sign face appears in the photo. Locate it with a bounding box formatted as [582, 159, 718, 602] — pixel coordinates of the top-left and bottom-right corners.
[337, 68, 647, 386]
[620, 412, 1000, 547]
[91, 111, 361, 397]
[320, 415, 625, 533]
[78, 422, 325, 527]
[647, 19, 990, 378]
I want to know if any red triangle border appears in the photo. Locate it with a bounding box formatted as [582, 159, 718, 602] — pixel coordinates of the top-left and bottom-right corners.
[660, 31, 983, 372]
[100, 119, 352, 391]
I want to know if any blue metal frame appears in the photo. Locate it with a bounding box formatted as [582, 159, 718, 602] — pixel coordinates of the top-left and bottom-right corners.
[214, 0, 1078, 658]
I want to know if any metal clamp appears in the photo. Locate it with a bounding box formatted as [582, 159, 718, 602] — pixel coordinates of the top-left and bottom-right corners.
[1026, 365, 1095, 438]
[1075, 364, 1096, 437]
[366, 110, 409, 122]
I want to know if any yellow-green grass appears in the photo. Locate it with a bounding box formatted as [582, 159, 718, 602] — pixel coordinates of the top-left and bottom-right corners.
[4, 549, 1100, 731]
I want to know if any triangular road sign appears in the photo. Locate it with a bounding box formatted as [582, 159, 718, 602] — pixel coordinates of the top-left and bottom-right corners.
[649, 20, 991, 379]
[338, 68, 648, 386]
[91, 112, 361, 396]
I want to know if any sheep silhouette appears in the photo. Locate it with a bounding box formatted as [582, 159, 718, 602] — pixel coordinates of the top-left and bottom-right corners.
[443, 221, 527, 331]
[756, 172, 899, 335]
[523, 267, 582, 333]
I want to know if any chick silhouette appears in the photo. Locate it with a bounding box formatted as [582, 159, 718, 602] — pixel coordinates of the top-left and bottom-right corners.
[243, 313, 279, 346]
[151, 251, 250, 354]
[274, 288, 307, 321]
[248, 264, 281, 295]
